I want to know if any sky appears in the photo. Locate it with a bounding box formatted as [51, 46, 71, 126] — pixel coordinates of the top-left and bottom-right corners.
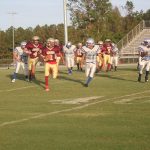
[0, 0, 150, 31]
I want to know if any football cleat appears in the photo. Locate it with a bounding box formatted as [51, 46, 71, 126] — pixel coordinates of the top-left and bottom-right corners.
[84, 83, 88, 87]
[11, 79, 16, 83]
[45, 88, 50, 92]
[145, 77, 148, 82]
[45, 86, 50, 91]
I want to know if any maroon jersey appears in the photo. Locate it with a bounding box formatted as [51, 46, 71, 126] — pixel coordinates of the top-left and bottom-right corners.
[54, 45, 63, 57]
[25, 42, 43, 58]
[42, 47, 57, 64]
[76, 48, 83, 57]
[102, 43, 113, 55]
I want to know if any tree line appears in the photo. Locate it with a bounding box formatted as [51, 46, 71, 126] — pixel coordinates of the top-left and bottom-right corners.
[0, 0, 150, 59]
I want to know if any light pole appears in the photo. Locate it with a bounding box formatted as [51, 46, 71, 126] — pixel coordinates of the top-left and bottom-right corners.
[8, 12, 17, 51]
[63, 0, 68, 45]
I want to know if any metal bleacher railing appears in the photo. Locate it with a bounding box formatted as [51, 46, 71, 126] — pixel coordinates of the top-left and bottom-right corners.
[117, 20, 150, 63]
[117, 20, 144, 52]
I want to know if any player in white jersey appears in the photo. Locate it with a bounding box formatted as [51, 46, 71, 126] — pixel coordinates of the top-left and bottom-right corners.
[110, 43, 119, 71]
[82, 38, 101, 87]
[138, 39, 150, 82]
[11, 42, 28, 82]
[63, 41, 76, 75]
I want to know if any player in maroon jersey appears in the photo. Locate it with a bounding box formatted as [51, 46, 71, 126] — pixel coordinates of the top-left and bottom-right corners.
[75, 43, 83, 71]
[42, 38, 58, 91]
[101, 39, 113, 72]
[54, 39, 64, 70]
[25, 36, 43, 82]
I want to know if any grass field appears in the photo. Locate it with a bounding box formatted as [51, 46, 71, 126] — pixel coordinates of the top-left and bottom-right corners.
[0, 65, 150, 150]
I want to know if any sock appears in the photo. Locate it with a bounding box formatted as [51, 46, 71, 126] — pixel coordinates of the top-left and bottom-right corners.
[13, 72, 17, 79]
[29, 70, 32, 80]
[77, 63, 79, 70]
[145, 71, 149, 80]
[107, 64, 111, 71]
[86, 76, 93, 85]
[45, 76, 49, 87]
[68, 68, 71, 74]
[138, 74, 142, 82]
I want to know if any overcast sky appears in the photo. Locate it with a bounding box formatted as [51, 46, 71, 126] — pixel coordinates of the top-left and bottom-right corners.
[0, 0, 149, 30]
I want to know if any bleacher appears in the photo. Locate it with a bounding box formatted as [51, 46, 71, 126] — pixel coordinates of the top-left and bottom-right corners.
[117, 20, 150, 64]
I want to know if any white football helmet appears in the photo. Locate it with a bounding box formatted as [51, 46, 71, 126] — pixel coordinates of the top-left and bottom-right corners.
[20, 41, 27, 47]
[86, 38, 95, 45]
[66, 41, 72, 48]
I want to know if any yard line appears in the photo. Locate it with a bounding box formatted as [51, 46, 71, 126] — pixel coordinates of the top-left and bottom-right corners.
[0, 85, 36, 92]
[0, 89, 150, 127]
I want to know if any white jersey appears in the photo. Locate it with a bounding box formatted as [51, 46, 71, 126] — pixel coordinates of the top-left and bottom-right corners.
[63, 45, 76, 58]
[82, 45, 100, 64]
[138, 45, 149, 53]
[14, 46, 28, 63]
[112, 46, 119, 56]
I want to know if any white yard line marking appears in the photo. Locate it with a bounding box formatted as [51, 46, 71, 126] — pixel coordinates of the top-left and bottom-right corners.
[114, 96, 150, 104]
[0, 85, 36, 92]
[1, 90, 150, 127]
[49, 96, 104, 104]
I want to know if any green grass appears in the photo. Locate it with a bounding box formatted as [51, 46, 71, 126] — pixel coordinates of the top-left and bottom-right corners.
[0, 65, 150, 150]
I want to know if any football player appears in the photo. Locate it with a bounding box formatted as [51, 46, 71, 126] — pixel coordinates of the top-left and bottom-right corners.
[25, 36, 43, 82]
[63, 41, 76, 75]
[82, 38, 101, 87]
[54, 39, 64, 69]
[101, 39, 113, 72]
[96, 41, 104, 73]
[11, 41, 28, 82]
[42, 38, 58, 91]
[110, 43, 119, 71]
[138, 39, 150, 82]
[76, 43, 83, 71]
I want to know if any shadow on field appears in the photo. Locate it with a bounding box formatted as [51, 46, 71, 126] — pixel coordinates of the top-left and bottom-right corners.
[58, 75, 85, 86]
[7, 73, 27, 81]
[7, 73, 45, 89]
[96, 73, 137, 83]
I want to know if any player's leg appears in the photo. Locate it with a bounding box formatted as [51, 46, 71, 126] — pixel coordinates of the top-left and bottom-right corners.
[52, 64, 58, 79]
[45, 63, 50, 91]
[114, 56, 118, 71]
[66, 57, 72, 75]
[31, 57, 39, 80]
[56, 57, 61, 72]
[106, 55, 111, 72]
[145, 61, 150, 82]
[12, 61, 21, 82]
[84, 63, 96, 87]
[70, 57, 74, 73]
[28, 58, 33, 82]
[76, 57, 80, 70]
[80, 57, 83, 71]
[138, 61, 145, 82]
[102, 54, 107, 71]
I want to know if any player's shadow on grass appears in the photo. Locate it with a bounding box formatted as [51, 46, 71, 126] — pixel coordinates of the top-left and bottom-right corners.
[96, 73, 137, 82]
[7, 73, 27, 82]
[7, 73, 46, 88]
[58, 75, 85, 86]
[31, 79, 45, 89]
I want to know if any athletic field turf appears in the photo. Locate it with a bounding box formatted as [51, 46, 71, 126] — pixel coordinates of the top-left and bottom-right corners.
[0, 65, 150, 150]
